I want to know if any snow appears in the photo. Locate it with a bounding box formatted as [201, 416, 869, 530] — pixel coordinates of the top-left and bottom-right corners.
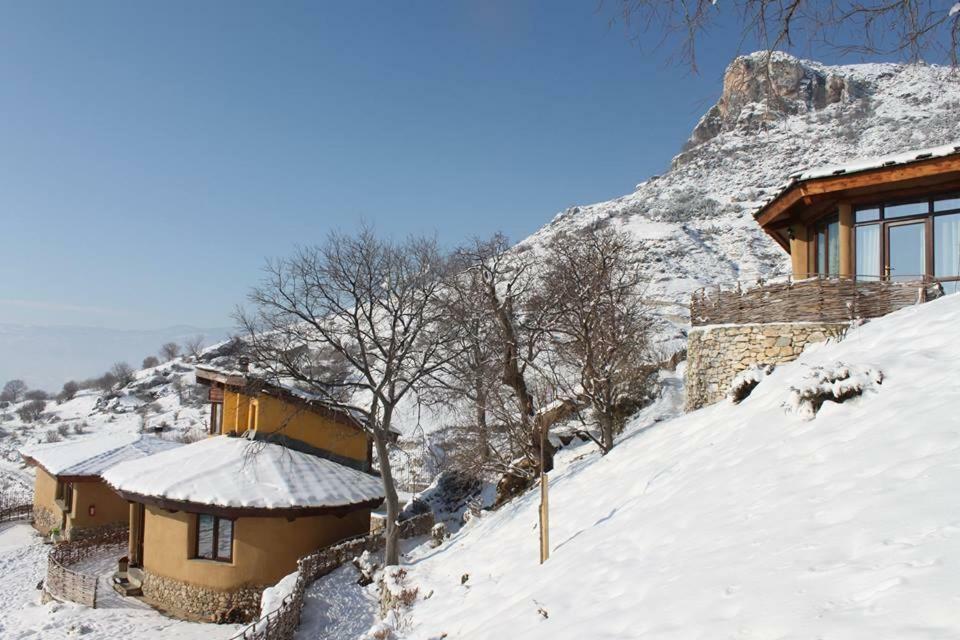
[103, 435, 385, 510]
[260, 569, 299, 614]
[755, 141, 960, 216]
[794, 140, 960, 181]
[19, 433, 183, 477]
[294, 565, 378, 640]
[0, 522, 239, 640]
[394, 293, 960, 639]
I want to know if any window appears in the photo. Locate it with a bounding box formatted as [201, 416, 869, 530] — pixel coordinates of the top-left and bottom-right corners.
[884, 200, 929, 219]
[815, 216, 840, 276]
[56, 480, 74, 513]
[851, 194, 960, 290]
[247, 400, 258, 432]
[855, 224, 880, 280]
[209, 402, 223, 435]
[195, 514, 233, 562]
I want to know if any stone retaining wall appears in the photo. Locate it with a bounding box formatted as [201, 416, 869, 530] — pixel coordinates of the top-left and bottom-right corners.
[686, 321, 848, 410]
[142, 571, 264, 623]
[68, 521, 128, 542]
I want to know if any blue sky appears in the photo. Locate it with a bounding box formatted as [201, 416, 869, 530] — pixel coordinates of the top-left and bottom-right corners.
[0, 1, 937, 330]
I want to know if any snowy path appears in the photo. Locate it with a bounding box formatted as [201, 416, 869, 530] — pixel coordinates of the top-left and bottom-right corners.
[295, 565, 378, 640]
[0, 523, 241, 639]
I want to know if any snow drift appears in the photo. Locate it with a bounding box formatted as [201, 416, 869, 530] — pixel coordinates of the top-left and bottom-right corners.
[398, 293, 960, 639]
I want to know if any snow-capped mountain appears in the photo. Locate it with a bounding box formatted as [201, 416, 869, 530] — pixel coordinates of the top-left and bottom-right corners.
[516, 51, 960, 345]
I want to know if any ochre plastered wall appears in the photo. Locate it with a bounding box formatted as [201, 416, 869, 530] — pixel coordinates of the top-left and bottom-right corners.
[220, 389, 366, 463]
[141, 505, 370, 591]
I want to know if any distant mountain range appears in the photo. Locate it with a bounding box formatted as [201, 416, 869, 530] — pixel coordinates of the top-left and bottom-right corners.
[0, 323, 232, 391]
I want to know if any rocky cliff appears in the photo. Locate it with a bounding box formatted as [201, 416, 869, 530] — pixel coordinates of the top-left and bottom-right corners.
[517, 51, 960, 351]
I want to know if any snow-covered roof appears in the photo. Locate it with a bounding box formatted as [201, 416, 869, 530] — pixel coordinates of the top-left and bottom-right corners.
[20, 433, 183, 478]
[756, 141, 960, 218]
[102, 435, 385, 512]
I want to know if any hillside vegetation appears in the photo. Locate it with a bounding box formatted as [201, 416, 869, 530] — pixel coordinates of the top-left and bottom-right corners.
[397, 293, 960, 640]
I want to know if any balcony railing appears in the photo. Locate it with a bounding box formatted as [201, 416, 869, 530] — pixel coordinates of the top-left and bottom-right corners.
[690, 274, 946, 327]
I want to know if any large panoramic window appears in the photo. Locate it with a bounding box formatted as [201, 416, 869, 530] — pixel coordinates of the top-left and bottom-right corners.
[195, 514, 234, 562]
[853, 195, 960, 291]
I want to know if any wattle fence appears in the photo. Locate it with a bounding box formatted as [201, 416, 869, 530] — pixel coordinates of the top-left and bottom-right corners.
[230, 512, 435, 640]
[691, 275, 943, 326]
[45, 528, 129, 608]
[0, 503, 32, 523]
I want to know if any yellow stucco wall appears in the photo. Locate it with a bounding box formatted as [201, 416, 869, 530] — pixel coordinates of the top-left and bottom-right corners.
[33, 468, 130, 536]
[33, 467, 63, 533]
[142, 505, 371, 590]
[220, 389, 367, 463]
[67, 479, 130, 533]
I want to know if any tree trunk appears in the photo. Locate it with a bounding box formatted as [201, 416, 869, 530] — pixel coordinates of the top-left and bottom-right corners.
[373, 420, 401, 566]
[598, 412, 614, 454]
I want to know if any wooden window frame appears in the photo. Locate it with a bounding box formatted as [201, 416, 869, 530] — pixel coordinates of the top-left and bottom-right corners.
[247, 399, 259, 432]
[56, 480, 74, 514]
[209, 401, 223, 435]
[193, 513, 234, 563]
[851, 194, 960, 285]
[812, 213, 840, 277]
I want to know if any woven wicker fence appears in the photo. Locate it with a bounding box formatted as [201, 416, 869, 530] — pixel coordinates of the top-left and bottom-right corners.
[230, 512, 435, 640]
[45, 527, 129, 608]
[691, 275, 943, 327]
[0, 503, 32, 523]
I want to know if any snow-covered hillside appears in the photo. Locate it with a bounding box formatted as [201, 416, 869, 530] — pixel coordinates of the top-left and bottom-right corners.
[0, 342, 245, 496]
[517, 52, 960, 346]
[397, 293, 960, 639]
[0, 323, 231, 391]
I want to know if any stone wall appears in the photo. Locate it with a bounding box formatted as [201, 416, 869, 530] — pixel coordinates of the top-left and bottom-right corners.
[686, 321, 848, 410]
[67, 521, 128, 543]
[142, 571, 264, 623]
[33, 505, 58, 535]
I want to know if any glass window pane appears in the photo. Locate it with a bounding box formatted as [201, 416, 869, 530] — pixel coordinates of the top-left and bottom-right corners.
[817, 229, 827, 274]
[935, 213, 960, 278]
[888, 223, 926, 281]
[827, 220, 839, 275]
[885, 200, 929, 219]
[855, 207, 880, 223]
[934, 197, 960, 212]
[217, 519, 233, 560]
[197, 514, 215, 559]
[856, 224, 880, 280]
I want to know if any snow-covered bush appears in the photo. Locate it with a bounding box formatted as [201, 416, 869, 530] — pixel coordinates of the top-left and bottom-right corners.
[784, 363, 883, 420]
[727, 364, 774, 404]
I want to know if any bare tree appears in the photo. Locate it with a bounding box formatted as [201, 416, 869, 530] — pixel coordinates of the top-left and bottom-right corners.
[540, 226, 655, 453]
[238, 228, 459, 566]
[142, 356, 160, 369]
[58, 381, 80, 403]
[0, 379, 27, 404]
[159, 342, 181, 362]
[607, 1, 960, 70]
[451, 234, 560, 474]
[24, 389, 48, 402]
[96, 371, 118, 392]
[185, 335, 206, 359]
[111, 362, 135, 387]
[17, 399, 45, 423]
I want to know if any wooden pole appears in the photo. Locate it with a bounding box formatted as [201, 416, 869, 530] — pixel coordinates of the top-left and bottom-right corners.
[539, 472, 549, 564]
[538, 415, 549, 564]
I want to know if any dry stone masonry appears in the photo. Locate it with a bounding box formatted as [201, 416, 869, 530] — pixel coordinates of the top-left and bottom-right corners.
[686, 321, 848, 410]
[142, 571, 263, 623]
